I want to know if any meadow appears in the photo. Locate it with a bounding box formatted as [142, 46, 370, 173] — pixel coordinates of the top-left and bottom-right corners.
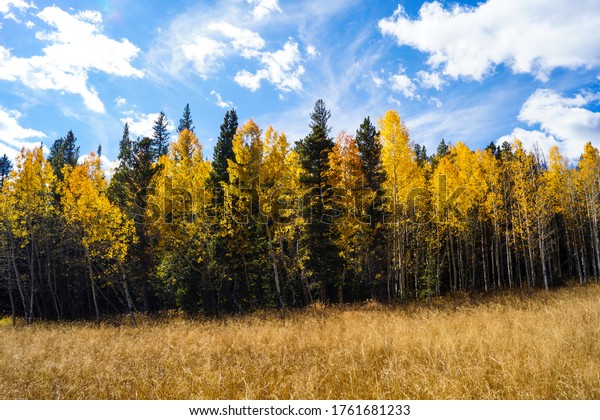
[0, 285, 599, 399]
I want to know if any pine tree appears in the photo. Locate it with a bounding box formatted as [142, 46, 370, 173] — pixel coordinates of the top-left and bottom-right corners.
[356, 117, 384, 191]
[109, 124, 134, 207]
[210, 109, 238, 187]
[0, 154, 12, 189]
[295, 99, 341, 302]
[48, 130, 80, 181]
[152, 111, 171, 157]
[177, 103, 194, 133]
[109, 135, 160, 312]
[355, 117, 387, 296]
[414, 144, 428, 167]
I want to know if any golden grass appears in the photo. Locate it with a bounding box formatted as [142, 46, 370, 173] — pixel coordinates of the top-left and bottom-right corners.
[1, 285, 599, 399]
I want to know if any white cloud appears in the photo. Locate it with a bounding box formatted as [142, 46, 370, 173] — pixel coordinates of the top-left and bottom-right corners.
[234, 70, 262, 91]
[154, 19, 267, 80]
[25, 19, 33, 28]
[3, 11, 19, 22]
[389, 72, 418, 99]
[247, 0, 282, 20]
[497, 128, 561, 155]
[0, 6, 142, 113]
[149, 4, 307, 94]
[207, 21, 265, 58]
[78, 153, 119, 175]
[388, 96, 401, 107]
[0, 0, 35, 15]
[120, 112, 174, 139]
[114, 96, 127, 107]
[372, 73, 384, 88]
[417, 70, 444, 90]
[306, 44, 318, 58]
[181, 36, 226, 78]
[235, 40, 305, 92]
[379, 0, 600, 81]
[210, 90, 233, 109]
[0, 106, 47, 159]
[507, 88, 600, 160]
[429, 97, 442, 108]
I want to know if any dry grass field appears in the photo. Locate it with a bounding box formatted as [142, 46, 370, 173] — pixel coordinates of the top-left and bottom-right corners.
[0, 285, 599, 399]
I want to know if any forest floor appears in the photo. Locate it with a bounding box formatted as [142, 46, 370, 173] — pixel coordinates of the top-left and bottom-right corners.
[0, 284, 599, 399]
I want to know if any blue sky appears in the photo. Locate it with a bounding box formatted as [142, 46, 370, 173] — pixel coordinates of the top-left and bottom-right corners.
[1, 0, 599, 168]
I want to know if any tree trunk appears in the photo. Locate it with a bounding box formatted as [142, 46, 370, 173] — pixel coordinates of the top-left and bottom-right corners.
[119, 263, 136, 327]
[265, 224, 285, 310]
[86, 252, 100, 326]
[481, 227, 489, 293]
[538, 217, 549, 290]
[9, 234, 29, 323]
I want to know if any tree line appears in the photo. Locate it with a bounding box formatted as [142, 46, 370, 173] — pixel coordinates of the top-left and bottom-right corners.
[0, 100, 599, 324]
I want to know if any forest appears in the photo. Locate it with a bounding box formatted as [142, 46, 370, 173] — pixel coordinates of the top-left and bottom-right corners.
[0, 99, 599, 324]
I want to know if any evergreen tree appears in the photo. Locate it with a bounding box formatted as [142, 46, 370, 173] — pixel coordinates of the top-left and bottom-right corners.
[295, 99, 341, 302]
[414, 143, 428, 167]
[0, 154, 12, 189]
[356, 117, 387, 296]
[436, 139, 449, 157]
[118, 124, 133, 164]
[210, 109, 238, 187]
[109, 135, 160, 312]
[485, 141, 499, 157]
[152, 111, 171, 157]
[109, 124, 134, 207]
[206, 109, 239, 313]
[48, 130, 80, 180]
[356, 117, 384, 191]
[177, 103, 194, 133]
[431, 138, 449, 169]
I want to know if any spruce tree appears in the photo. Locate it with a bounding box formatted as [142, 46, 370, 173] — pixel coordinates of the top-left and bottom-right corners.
[108, 134, 160, 312]
[431, 138, 449, 168]
[210, 109, 238, 186]
[414, 143, 428, 167]
[152, 111, 171, 157]
[177, 103, 194, 133]
[295, 99, 341, 302]
[0, 154, 12, 189]
[206, 109, 239, 313]
[48, 130, 80, 180]
[356, 117, 384, 191]
[356, 117, 387, 295]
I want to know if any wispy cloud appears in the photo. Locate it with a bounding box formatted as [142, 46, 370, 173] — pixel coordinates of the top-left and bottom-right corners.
[210, 90, 233, 109]
[148, 2, 307, 93]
